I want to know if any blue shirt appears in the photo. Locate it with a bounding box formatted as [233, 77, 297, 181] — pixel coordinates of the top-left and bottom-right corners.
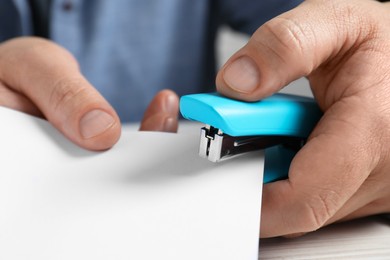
[1, 0, 302, 122]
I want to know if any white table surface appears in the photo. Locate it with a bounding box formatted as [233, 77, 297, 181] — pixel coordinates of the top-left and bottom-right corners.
[259, 215, 390, 259]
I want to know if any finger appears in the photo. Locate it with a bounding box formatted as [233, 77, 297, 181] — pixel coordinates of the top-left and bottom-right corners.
[0, 37, 121, 150]
[283, 232, 307, 239]
[139, 89, 179, 133]
[0, 81, 43, 117]
[338, 199, 390, 223]
[260, 97, 380, 237]
[215, 0, 382, 102]
[326, 169, 390, 224]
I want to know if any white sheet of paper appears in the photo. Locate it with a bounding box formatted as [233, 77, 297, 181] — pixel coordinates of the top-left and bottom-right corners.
[0, 107, 264, 260]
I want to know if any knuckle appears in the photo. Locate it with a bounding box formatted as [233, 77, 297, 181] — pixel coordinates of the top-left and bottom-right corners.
[8, 37, 79, 69]
[258, 17, 315, 74]
[300, 190, 340, 232]
[49, 77, 89, 114]
[264, 17, 306, 54]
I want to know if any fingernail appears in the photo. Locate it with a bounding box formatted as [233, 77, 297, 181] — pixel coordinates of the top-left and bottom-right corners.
[80, 109, 115, 139]
[163, 116, 177, 133]
[164, 94, 178, 115]
[223, 56, 260, 93]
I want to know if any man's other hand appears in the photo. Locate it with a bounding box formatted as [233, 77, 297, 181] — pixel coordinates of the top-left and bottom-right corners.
[216, 0, 390, 238]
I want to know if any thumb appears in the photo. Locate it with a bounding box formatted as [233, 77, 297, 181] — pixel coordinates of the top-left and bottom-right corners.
[0, 37, 121, 150]
[216, 0, 377, 101]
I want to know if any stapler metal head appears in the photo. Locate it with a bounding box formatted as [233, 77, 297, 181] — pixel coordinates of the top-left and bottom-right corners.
[180, 93, 322, 183]
[199, 125, 305, 163]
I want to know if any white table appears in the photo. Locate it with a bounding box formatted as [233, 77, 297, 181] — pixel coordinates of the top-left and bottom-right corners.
[259, 215, 390, 259]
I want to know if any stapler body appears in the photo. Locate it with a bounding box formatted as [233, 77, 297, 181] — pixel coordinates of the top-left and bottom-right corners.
[180, 93, 322, 183]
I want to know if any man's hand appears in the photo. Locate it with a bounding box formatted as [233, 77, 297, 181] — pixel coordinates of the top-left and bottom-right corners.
[216, 0, 390, 237]
[0, 37, 178, 151]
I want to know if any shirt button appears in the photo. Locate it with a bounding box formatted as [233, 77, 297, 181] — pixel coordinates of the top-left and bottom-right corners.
[62, 1, 73, 11]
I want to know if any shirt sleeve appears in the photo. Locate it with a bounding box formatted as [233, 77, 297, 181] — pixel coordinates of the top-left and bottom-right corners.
[218, 0, 303, 34]
[0, 1, 23, 41]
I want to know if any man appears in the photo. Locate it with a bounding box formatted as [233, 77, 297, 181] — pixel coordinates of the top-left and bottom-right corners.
[0, 0, 389, 237]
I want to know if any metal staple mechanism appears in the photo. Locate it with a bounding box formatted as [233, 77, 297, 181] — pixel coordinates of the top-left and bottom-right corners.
[199, 125, 306, 162]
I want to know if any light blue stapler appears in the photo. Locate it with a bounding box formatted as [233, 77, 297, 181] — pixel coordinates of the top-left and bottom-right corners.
[179, 93, 322, 183]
